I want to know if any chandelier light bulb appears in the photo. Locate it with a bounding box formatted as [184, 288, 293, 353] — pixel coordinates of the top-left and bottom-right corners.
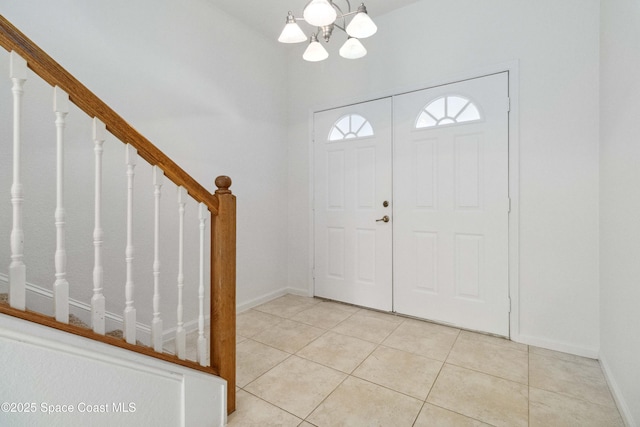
[303, 34, 329, 61]
[278, 12, 307, 43]
[346, 4, 377, 39]
[339, 37, 367, 59]
[303, 0, 338, 27]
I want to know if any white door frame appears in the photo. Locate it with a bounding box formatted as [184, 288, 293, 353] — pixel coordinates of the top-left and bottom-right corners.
[307, 61, 521, 342]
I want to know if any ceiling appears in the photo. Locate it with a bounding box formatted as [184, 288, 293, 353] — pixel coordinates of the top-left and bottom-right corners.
[211, 0, 422, 42]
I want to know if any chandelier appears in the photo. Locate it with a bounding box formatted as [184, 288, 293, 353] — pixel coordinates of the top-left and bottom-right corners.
[278, 0, 378, 62]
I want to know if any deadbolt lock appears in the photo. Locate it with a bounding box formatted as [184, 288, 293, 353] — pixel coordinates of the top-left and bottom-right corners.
[383, 201, 389, 207]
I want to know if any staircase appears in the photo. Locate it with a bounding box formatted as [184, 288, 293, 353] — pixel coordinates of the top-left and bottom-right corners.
[0, 15, 235, 426]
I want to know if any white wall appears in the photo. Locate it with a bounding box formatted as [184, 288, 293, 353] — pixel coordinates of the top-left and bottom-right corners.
[0, 0, 290, 325]
[0, 314, 226, 427]
[600, 0, 640, 425]
[287, 0, 601, 355]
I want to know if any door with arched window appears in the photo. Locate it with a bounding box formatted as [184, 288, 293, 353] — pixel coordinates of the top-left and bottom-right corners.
[313, 73, 510, 336]
[393, 72, 510, 336]
[313, 98, 393, 311]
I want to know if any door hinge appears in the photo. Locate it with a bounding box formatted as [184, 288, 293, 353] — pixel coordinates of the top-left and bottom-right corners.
[506, 97, 511, 112]
[507, 197, 511, 213]
[507, 296, 512, 313]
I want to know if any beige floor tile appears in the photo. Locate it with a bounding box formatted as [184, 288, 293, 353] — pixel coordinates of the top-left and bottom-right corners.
[427, 364, 528, 427]
[383, 319, 459, 361]
[227, 390, 302, 427]
[252, 319, 325, 353]
[459, 330, 528, 352]
[331, 311, 402, 343]
[237, 334, 247, 344]
[296, 331, 376, 373]
[446, 334, 528, 384]
[530, 345, 600, 367]
[414, 403, 492, 427]
[529, 387, 624, 427]
[236, 339, 289, 387]
[307, 376, 423, 427]
[298, 422, 316, 427]
[529, 352, 616, 407]
[291, 302, 356, 329]
[237, 309, 284, 337]
[253, 294, 321, 318]
[353, 346, 443, 400]
[245, 356, 346, 419]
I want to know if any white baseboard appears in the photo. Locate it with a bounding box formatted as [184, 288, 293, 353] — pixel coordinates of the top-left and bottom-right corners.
[600, 355, 637, 427]
[235, 287, 316, 314]
[517, 333, 599, 359]
[162, 316, 209, 342]
[236, 288, 289, 313]
[285, 286, 313, 298]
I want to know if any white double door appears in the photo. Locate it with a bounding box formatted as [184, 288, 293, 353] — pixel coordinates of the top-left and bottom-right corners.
[314, 73, 510, 336]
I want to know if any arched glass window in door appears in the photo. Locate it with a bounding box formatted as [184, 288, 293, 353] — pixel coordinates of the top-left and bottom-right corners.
[329, 114, 374, 141]
[416, 95, 482, 129]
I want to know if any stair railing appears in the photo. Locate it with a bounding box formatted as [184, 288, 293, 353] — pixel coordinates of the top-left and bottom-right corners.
[0, 15, 236, 414]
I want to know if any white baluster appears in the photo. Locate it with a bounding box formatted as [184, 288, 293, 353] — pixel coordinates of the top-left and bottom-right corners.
[52, 87, 69, 323]
[197, 203, 207, 366]
[91, 118, 106, 334]
[123, 144, 137, 344]
[151, 166, 164, 352]
[175, 186, 187, 359]
[8, 51, 27, 310]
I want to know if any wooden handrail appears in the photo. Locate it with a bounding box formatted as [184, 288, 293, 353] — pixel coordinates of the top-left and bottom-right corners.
[0, 14, 218, 214]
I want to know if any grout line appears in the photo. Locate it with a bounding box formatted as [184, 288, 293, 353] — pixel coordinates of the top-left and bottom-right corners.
[302, 373, 351, 424]
[422, 401, 501, 427]
[238, 387, 304, 423]
[410, 401, 426, 427]
[347, 374, 425, 403]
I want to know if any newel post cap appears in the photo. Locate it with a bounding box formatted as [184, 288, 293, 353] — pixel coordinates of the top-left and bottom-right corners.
[215, 176, 232, 194]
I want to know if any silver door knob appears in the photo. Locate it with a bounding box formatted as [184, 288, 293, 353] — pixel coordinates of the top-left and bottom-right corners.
[376, 215, 390, 223]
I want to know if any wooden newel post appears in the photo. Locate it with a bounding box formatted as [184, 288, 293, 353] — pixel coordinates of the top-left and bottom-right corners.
[210, 175, 236, 415]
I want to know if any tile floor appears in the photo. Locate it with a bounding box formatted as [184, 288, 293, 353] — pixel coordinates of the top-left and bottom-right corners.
[227, 294, 623, 427]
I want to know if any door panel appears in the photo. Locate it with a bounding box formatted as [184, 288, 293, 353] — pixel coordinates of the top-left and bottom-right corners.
[393, 73, 510, 336]
[314, 98, 393, 311]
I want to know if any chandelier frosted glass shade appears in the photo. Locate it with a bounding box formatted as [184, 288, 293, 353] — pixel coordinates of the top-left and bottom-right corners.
[278, 12, 307, 43]
[303, 34, 329, 61]
[346, 6, 377, 39]
[303, 0, 338, 27]
[339, 37, 367, 59]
